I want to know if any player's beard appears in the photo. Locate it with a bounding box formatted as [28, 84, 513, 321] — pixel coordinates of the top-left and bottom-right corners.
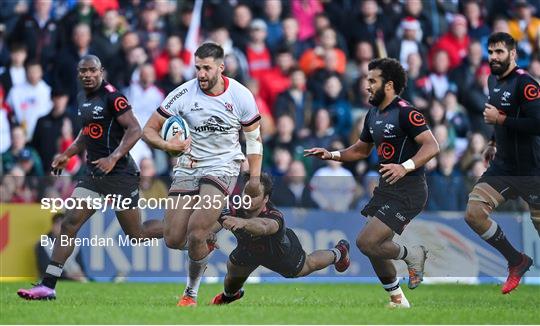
[489, 55, 511, 76]
[368, 86, 386, 107]
[198, 74, 219, 91]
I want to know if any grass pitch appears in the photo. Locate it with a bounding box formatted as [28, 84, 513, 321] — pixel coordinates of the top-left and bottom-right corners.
[1, 282, 539, 324]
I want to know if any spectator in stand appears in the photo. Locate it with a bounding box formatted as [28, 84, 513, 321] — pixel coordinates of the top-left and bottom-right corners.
[302, 108, 339, 173]
[308, 48, 347, 102]
[7, 60, 52, 140]
[9, 0, 60, 73]
[264, 114, 300, 166]
[157, 58, 186, 95]
[308, 13, 349, 55]
[31, 89, 74, 171]
[463, 0, 490, 42]
[460, 63, 492, 137]
[230, 4, 253, 52]
[53, 23, 94, 107]
[291, 0, 323, 42]
[429, 14, 470, 70]
[136, 4, 165, 59]
[274, 68, 313, 137]
[508, 0, 540, 67]
[422, 49, 457, 100]
[309, 140, 356, 212]
[123, 63, 164, 167]
[427, 149, 467, 211]
[344, 0, 388, 55]
[4, 165, 36, 203]
[0, 85, 14, 153]
[92, 9, 126, 69]
[401, 52, 429, 110]
[349, 75, 372, 111]
[387, 17, 427, 71]
[443, 91, 470, 156]
[258, 47, 294, 110]
[346, 40, 374, 82]
[153, 35, 190, 81]
[432, 124, 450, 152]
[314, 74, 352, 141]
[267, 146, 293, 178]
[108, 30, 140, 89]
[263, 0, 285, 54]
[57, 117, 81, 176]
[139, 157, 168, 200]
[299, 27, 346, 76]
[0, 43, 27, 95]
[2, 126, 43, 176]
[450, 40, 484, 100]
[244, 18, 272, 81]
[460, 132, 487, 172]
[208, 26, 249, 83]
[245, 79, 275, 140]
[59, 0, 100, 46]
[400, 0, 433, 45]
[125, 46, 149, 86]
[272, 160, 318, 208]
[278, 17, 309, 60]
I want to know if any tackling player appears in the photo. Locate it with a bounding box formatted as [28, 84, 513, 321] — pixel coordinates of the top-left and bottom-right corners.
[305, 58, 439, 308]
[142, 43, 263, 306]
[210, 173, 350, 305]
[465, 32, 540, 294]
[18, 55, 163, 300]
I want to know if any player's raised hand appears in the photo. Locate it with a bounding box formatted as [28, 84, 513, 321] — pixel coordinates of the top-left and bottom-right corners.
[92, 155, 118, 175]
[166, 133, 191, 155]
[304, 147, 332, 160]
[222, 216, 247, 231]
[379, 163, 407, 185]
[51, 153, 69, 176]
[483, 103, 506, 125]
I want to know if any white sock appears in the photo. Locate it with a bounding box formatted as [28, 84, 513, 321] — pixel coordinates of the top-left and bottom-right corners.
[224, 288, 242, 297]
[396, 244, 408, 260]
[383, 279, 403, 297]
[331, 248, 341, 263]
[184, 253, 211, 298]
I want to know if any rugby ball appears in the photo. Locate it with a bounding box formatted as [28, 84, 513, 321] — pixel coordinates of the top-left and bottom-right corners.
[160, 116, 190, 155]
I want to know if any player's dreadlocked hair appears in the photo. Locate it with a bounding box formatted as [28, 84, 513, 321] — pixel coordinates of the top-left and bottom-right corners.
[488, 32, 516, 51]
[195, 42, 225, 61]
[242, 172, 274, 198]
[368, 58, 407, 95]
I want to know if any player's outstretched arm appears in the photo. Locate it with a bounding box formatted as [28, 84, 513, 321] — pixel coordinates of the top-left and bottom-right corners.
[304, 139, 374, 162]
[93, 110, 142, 174]
[222, 216, 279, 236]
[242, 122, 263, 197]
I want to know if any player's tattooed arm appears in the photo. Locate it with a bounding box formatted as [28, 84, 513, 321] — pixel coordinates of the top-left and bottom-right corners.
[93, 110, 142, 174]
[222, 216, 279, 236]
[304, 140, 374, 162]
[51, 130, 86, 175]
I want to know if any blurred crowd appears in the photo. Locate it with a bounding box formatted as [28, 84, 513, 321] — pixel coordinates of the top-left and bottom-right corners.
[1, 0, 538, 212]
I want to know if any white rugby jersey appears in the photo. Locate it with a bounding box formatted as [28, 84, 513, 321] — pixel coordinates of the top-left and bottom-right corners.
[157, 76, 260, 169]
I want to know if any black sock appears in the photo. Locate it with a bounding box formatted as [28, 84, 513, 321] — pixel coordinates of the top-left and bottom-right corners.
[485, 226, 522, 266]
[42, 261, 63, 289]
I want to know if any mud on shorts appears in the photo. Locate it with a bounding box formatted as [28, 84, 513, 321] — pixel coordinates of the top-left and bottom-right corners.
[168, 160, 242, 196]
[361, 177, 428, 235]
[73, 173, 140, 210]
[229, 229, 307, 278]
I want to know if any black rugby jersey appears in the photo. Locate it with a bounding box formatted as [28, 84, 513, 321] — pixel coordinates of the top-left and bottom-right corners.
[360, 97, 430, 180]
[222, 202, 291, 257]
[77, 81, 138, 175]
[487, 67, 540, 174]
